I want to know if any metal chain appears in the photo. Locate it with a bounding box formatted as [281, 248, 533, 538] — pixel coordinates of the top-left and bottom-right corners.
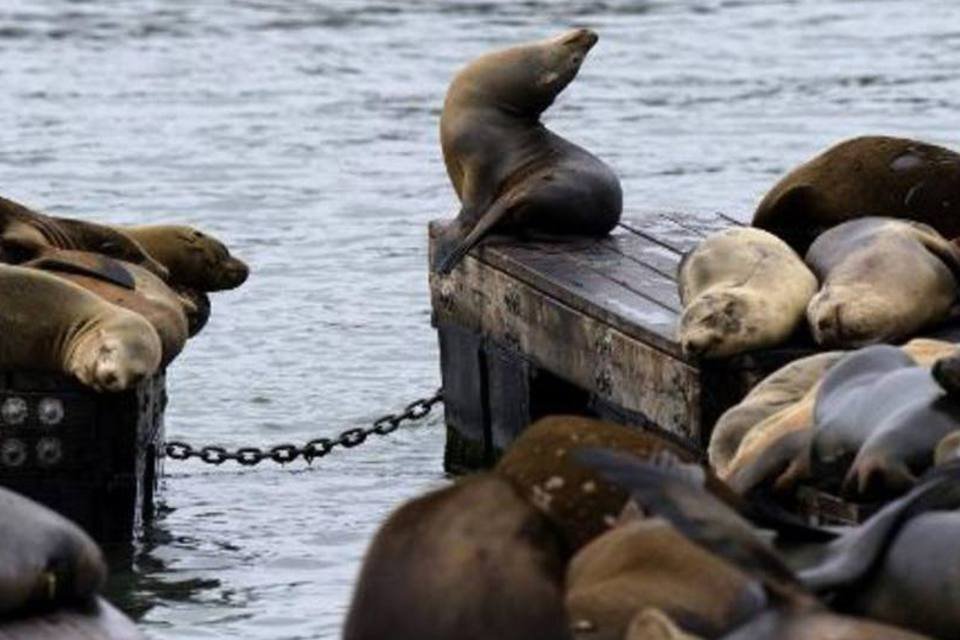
[162, 389, 442, 466]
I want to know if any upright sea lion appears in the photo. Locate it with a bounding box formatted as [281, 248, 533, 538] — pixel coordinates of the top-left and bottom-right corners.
[753, 135, 960, 253]
[566, 518, 766, 639]
[0, 486, 106, 616]
[344, 474, 570, 640]
[0, 195, 167, 278]
[805, 218, 960, 347]
[25, 250, 191, 367]
[0, 265, 162, 391]
[432, 28, 622, 274]
[118, 225, 249, 291]
[677, 227, 817, 358]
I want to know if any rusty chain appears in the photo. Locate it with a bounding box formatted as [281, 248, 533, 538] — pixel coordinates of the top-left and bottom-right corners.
[162, 389, 442, 466]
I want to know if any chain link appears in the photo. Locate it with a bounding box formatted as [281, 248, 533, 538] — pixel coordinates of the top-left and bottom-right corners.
[162, 389, 442, 466]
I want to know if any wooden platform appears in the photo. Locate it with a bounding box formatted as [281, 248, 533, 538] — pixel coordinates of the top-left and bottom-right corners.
[429, 211, 815, 472]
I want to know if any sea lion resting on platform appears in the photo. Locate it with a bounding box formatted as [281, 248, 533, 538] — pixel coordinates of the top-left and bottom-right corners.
[24, 250, 192, 367]
[0, 265, 161, 391]
[753, 135, 960, 253]
[805, 218, 960, 348]
[566, 517, 766, 640]
[677, 227, 817, 359]
[0, 486, 106, 616]
[432, 28, 622, 274]
[0, 195, 167, 278]
[344, 474, 570, 640]
[117, 225, 249, 291]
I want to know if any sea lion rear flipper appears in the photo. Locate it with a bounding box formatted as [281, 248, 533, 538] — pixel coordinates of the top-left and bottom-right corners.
[574, 447, 807, 601]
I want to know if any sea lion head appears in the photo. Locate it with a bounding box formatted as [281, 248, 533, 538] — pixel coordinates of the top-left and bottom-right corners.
[679, 291, 754, 358]
[806, 285, 894, 348]
[178, 228, 249, 290]
[456, 28, 598, 117]
[72, 321, 162, 392]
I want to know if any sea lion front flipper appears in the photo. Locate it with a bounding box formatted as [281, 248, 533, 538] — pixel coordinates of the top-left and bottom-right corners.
[25, 250, 136, 290]
[434, 191, 520, 274]
[574, 447, 807, 602]
[906, 221, 960, 281]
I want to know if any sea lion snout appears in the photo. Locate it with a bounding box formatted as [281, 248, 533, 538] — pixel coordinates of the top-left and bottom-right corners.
[556, 28, 598, 52]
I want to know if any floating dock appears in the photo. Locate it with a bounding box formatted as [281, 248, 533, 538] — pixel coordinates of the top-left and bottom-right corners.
[429, 211, 816, 473]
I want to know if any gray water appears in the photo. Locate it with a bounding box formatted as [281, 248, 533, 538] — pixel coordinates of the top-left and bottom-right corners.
[1, 1, 958, 638]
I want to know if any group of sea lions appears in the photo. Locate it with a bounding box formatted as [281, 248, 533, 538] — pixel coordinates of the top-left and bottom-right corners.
[347, 414, 960, 639]
[0, 194, 248, 392]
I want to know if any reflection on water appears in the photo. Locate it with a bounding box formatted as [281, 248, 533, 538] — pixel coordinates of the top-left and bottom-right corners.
[1, 0, 958, 637]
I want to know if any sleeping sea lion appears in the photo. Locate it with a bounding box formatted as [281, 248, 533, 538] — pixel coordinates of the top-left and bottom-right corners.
[432, 28, 622, 274]
[25, 250, 191, 366]
[753, 135, 960, 253]
[566, 518, 766, 639]
[344, 473, 570, 640]
[0, 195, 167, 278]
[0, 265, 161, 391]
[118, 225, 249, 291]
[805, 218, 960, 347]
[0, 486, 106, 616]
[677, 227, 816, 358]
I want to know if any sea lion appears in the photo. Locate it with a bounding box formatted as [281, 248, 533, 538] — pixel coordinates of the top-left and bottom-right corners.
[118, 225, 249, 291]
[934, 430, 960, 465]
[344, 473, 570, 640]
[578, 449, 930, 640]
[0, 195, 167, 278]
[566, 518, 766, 639]
[805, 218, 960, 347]
[753, 135, 960, 253]
[432, 28, 622, 274]
[0, 486, 106, 616]
[174, 286, 211, 337]
[0, 598, 148, 640]
[494, 415, 701, 550]
[25, 250, 191, 366]
[709, 351, 844, 476]
[0, 265, 161, 391]
[626, 609, 703, 640]
[677, 227, 817, 358]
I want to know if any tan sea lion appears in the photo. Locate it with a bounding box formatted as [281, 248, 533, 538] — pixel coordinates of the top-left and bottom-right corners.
[677, 227, 817, 359]
[753, 135, 960, 253]
[0, 265, 161, 391]
[805, 218, 960, 347]
[0, 486, 106, 616]
[709, 351, 844, 476]
[119, 224, 249, 291]
[432, 28, 622, 274]
[344, 473, 570, 640]
[0, 195, 167, 278]
[25, 250, 191, 366]
[495, 415, 701, 550]
[566, 518, 766, 639]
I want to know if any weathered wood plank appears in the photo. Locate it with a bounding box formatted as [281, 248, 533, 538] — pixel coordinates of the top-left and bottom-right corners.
[430, 253, 701, 442]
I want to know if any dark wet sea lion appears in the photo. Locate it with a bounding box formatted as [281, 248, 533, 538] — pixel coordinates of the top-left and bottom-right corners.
[566, 518, 766, 639]
[344, 473, 570, 640]
[118, 224, 249, 291]
[432, 28, 622, 274]
[753, 135, 960, 253]
[805, 218, 960, 347]
[0, 194, 168, 278]
[677, 227, 816, 359]
[0, 264, 161, 391]
[0, 486, 106, 616]
[25, 250, 191, 366]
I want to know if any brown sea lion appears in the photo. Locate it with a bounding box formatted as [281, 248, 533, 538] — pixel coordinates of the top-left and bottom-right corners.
[753, 135, 960, 253]
[677, 227, 817, 358]
[432, 28, 622, 274]
[495, 415, 700, 550]
[25, 250, 191, 366]
[0, 265, 161, 391]
[0, 598, 148, 640]
[344, 474, 570, 640]
[0, 195, 167, 278]
[0, 486, 106, 616]
[709, 351, 844, 476]
[118, 224, 249, 291]
[805, 218, 960, 347]
[626, 609, 703, 640]
[566, 518, 766, 639]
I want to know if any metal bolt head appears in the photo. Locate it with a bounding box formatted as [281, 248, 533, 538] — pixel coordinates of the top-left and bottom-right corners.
[1, 397, 28, 425]
[1, 439, 27, 467]
[36, 437, 63, 467]
[38, 398, 64, 426]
